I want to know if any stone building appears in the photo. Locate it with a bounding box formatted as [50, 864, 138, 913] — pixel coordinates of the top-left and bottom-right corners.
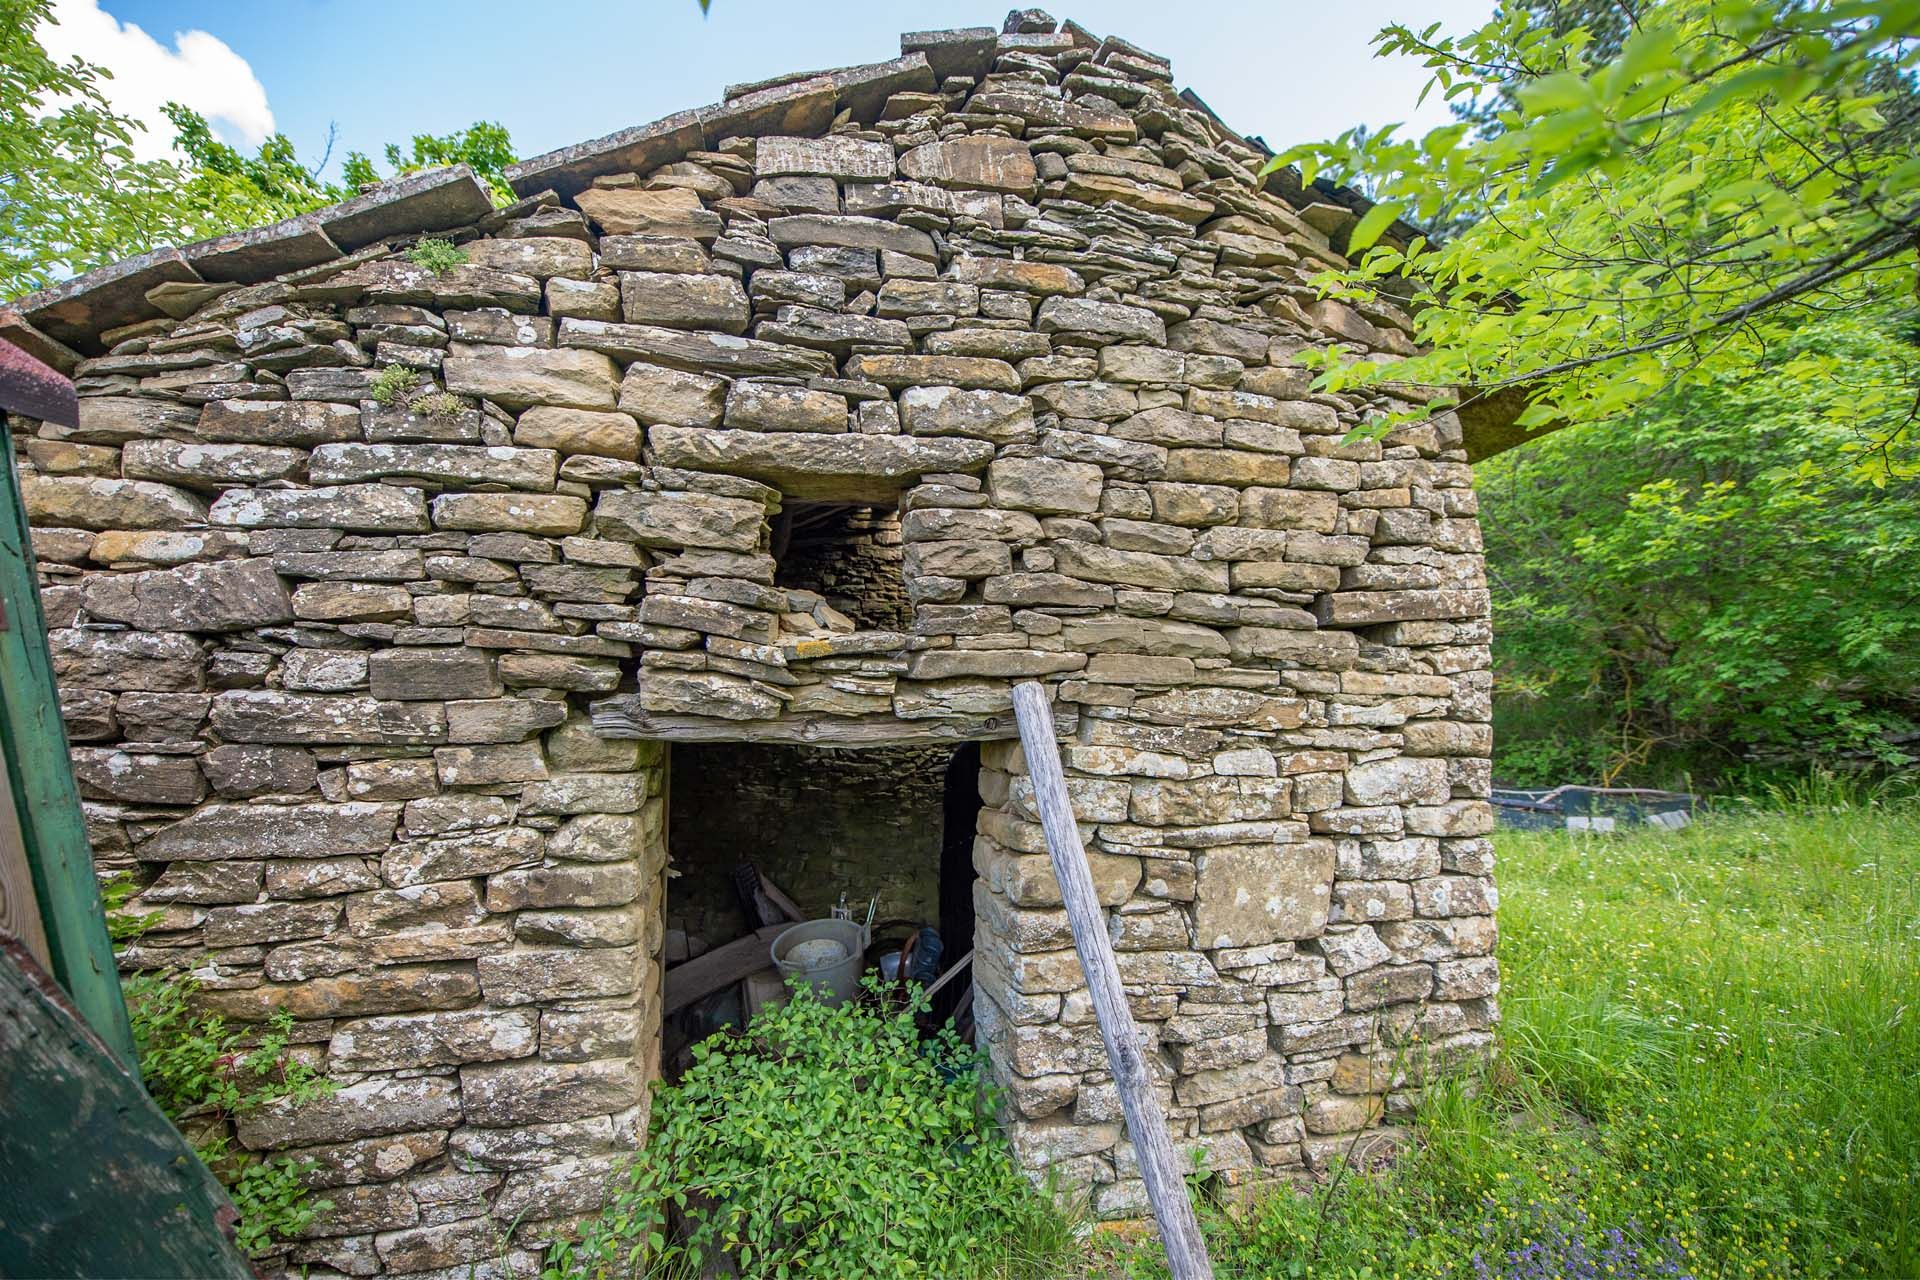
[1, 13, 1498, 1277]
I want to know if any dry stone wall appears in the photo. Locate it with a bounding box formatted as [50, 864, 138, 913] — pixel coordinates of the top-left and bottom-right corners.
[4, 10, 1497, 1275]
[772, 504, 913, 631]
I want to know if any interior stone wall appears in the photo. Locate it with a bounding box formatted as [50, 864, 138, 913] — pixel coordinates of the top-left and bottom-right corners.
[4, 10, 1499, 1277]
[665, 740, 956, 945]
[772, 505, 912, 631]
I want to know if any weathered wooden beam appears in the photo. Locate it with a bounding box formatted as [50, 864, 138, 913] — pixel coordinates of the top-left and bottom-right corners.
[1010, 681, 1214, 1280]
[0, 747, 51, 969]
[0, 338, 79, 424]
[0, 425, 136, 1064]
[662, 924, 788, 1016]
[732, 863, 789, 929]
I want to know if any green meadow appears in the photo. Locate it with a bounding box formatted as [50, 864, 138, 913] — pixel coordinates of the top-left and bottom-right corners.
[1117, 794, 1920, 1279]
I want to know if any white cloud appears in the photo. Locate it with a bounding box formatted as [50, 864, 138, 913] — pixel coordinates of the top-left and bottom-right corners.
[37, 0, 275, 162]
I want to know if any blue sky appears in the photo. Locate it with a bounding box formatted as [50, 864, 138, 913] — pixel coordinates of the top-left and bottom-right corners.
[64, 1, 1495, 180]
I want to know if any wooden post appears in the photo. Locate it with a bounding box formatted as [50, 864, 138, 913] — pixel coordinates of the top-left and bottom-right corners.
[1010, 681, 1214, 1280]
[0, 425, 137, 1065]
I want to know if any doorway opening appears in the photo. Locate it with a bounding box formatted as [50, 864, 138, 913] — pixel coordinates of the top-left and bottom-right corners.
[659, 738, 985, 1071]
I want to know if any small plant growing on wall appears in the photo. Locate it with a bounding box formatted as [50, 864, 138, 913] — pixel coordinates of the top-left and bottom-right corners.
[368, 364, 420, 406]
[405, 236, 467, 273]
[121, 970, 337, 1259]
[409, 389, 468, 419]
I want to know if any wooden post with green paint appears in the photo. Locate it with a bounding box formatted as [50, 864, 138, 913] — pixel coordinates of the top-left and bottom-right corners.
[0, 423, 137, 1065]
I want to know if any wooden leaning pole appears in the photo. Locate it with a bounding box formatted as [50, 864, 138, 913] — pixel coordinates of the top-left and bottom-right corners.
[1010, 681, 1215, 1280]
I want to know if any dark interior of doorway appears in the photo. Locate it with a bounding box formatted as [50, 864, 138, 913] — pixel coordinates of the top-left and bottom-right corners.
[661, 739, 984, 1072]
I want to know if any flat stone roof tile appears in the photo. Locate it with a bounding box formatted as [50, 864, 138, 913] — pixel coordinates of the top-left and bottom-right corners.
[320, 165, 494, 250]
[505, 111, 705, 200]
[182, 213, 343, 283]
[830, 53, 936, 122]
[697, 76, 837, 148]
[13, 246, 200, 354]
[900, 26, 997, 81]
[0, 309, 84, 377]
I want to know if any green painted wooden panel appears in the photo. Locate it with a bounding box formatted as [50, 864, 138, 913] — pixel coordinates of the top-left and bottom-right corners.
[0, 934, 254, 1279]
[0, 424, 136, 1064]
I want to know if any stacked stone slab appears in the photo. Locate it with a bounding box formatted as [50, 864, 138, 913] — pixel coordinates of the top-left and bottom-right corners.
[3, 11, 1497, 1276]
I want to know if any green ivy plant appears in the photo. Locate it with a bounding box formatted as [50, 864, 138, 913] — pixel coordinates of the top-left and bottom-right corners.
[544, 980, 1076, 1280]
[219, 1140, 330, 1258]
[122, 973, 336, 1258]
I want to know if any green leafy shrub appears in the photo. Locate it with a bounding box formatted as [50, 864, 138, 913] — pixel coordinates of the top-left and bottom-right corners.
[544, 981, 1076, 1280]
[220, 1143, 329, 1257]
[405, 236, 468, 273]
[123, 973, 336, 1258]
[1482, 306, 1920, 788]
[368, 364, 421, 406]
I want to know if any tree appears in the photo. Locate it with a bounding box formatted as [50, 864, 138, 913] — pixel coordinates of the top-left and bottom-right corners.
[160, 102, 340, 228]
[1, 0, 197, 296]
[1452, 0, 1646, 135]
[342, 122, 518, 204]
[1480, 301, 1920, 785]
[1, 0, 517, 301]
[1277, 0, 1920, 462]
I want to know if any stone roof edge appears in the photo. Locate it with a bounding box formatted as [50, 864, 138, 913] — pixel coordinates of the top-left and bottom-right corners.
[0, 21, 1356, 371]
[0, 39, 956, 366]
[500, 51, 937, 201]
[1174, 88, 1424, 255]
[1170, 88, 1542, 459]
[2, 165, 493, 365]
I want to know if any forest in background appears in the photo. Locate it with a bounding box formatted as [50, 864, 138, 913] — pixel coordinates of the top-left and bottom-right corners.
[1469, 3, 1920, 789]
[1482, 302, 1920, 789]
[1285, 0, 1920, 791]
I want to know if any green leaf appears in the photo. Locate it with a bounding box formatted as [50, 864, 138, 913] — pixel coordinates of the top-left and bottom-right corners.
[1346, 200, 1405, 255]
[1516, 70, 1597, 115]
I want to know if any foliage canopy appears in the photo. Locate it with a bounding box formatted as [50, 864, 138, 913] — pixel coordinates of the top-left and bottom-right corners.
[1278, 0, 1920, 454]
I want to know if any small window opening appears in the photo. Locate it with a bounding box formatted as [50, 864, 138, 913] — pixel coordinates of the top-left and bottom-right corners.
[769, 501, 910, 632]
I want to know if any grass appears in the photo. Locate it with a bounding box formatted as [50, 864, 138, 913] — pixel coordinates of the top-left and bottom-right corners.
[1111, 797, 1920, 1279]
[542, 797, 1917, 1278]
